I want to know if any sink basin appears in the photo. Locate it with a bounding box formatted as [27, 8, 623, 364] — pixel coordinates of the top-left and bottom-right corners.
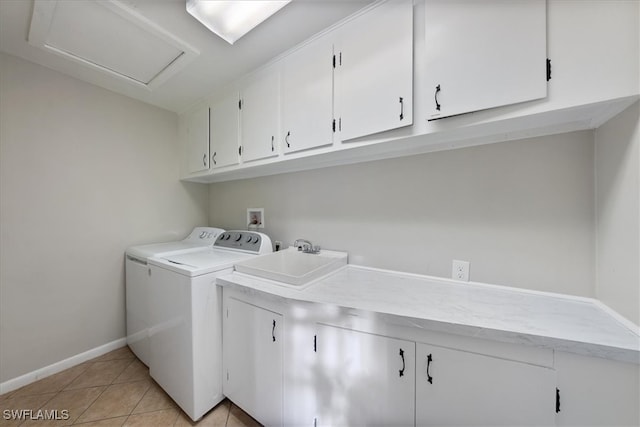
[234, 248, 348, 287]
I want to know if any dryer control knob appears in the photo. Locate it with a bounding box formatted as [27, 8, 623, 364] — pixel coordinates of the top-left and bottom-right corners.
[235, 234, 242, 242]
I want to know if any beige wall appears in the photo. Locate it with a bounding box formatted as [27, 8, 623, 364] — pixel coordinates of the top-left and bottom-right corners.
[595, 101, 640, 325]
[0, 53, 208, 382]
[209, 130, 596, 297]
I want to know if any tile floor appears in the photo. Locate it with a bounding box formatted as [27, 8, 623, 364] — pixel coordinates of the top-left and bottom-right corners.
[0, 346, 260, 427]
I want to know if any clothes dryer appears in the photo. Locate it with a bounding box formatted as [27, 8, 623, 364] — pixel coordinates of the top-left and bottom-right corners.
[124, 227, 224, 365]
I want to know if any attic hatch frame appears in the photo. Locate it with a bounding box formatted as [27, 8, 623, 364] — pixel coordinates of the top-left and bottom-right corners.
[28, 0, 200, 91]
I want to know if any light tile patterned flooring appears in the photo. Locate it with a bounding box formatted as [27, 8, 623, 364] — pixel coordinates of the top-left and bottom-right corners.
[0, 346, 260, 427]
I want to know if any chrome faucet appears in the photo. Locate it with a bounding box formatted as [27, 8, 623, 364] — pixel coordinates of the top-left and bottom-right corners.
[293, 239, 321, 254]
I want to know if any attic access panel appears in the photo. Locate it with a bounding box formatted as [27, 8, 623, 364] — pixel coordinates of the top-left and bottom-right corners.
[28, 0, 198, 90]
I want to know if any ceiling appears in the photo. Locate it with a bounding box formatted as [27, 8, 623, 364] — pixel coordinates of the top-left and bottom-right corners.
[0, 0, 373, 114]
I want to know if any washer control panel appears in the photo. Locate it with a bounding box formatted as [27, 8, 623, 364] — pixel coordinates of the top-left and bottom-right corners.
[185, 227, 225, 244]
[214, 231, 272, 254]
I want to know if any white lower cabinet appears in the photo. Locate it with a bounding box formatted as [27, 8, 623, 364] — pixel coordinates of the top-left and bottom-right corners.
[314, 324, 415, 427]
[223, 296, 283, 427]
[415, 342, 557, 426]
[554, 351, 640, 427]
[220, 290, 636, 427]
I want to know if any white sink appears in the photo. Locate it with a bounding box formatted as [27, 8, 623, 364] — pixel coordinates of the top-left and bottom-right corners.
[234, 248, 348, 287]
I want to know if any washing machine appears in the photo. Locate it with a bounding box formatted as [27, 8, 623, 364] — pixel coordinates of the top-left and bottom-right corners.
[124, 227, 224, 366]
[147, 230, 273, 421]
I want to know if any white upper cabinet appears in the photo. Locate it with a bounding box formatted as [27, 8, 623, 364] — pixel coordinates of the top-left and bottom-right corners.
[415, 342, 557, 426]
[185, 107, 210, 174]
[240, 67, 280, 163]
[209, 91, 240, 169]
[335, 0, 413, 141]
[281, 35, 335, 154]
[424, 0, 547, 120]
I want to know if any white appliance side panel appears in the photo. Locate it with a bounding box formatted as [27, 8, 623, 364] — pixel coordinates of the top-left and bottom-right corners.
[149, 264, 225, 421]
[125, 258, 150, 366]
[191, 272, 225, 419]
[149, 265, 195, 416]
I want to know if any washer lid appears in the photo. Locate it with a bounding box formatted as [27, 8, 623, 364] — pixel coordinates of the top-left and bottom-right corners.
[150, 248, 256, 277]
[161, 249, 252, 269]
[126, 241, 205, 260]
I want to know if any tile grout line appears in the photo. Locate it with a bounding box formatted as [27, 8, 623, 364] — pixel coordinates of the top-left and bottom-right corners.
[224, 402, 231, 427]
[71, 356, 136, 425]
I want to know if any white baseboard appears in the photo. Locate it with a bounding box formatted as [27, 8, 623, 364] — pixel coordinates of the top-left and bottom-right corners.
[0, 338, 127, 395]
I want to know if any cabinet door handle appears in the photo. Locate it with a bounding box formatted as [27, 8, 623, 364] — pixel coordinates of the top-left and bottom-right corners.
[212, 152, 217, 165]
[271, 135, 274, 152]
[399, 348, 405, 377]
[285, 131, 291, 148]
[426, 353, 433, 384]
[272, 319, 276, 342]
[399, 97, 404, 121]
[434, 85, 441, 111]
[202, 153, 207, 167]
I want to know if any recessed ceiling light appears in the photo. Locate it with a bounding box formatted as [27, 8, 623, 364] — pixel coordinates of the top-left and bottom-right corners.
[186, 0, 291, 45]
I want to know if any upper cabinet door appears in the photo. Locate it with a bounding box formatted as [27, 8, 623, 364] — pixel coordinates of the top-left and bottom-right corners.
[425, 0, 547, 120]
[336, 0, 413, 142]
[281, 35, 334, 154]
[209, 91, 240, 169]
[240, 67, 280, 163]
[185, 107, 210, 174]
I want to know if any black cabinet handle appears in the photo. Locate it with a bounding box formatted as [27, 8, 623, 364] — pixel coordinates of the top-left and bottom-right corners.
[212, 152, 217, 165]
[202, 153, 207, 167]
[434, 85, 441, 111]
[399, 348, 405, 377]
[271, 135, 274, 152]
[399, 97, 404, 121]
[285, 131, 291, 148]
[426, 353, 433, 384]
[272, 320, 276, 342]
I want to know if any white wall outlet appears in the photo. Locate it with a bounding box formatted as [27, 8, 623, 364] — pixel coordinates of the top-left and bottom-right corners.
[452, 260, 470, 282]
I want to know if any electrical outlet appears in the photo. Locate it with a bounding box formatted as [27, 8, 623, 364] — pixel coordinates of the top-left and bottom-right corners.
[452, 260, 470, 282]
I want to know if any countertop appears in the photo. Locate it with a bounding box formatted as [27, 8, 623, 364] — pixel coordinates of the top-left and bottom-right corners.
[217, 265, 640, 364]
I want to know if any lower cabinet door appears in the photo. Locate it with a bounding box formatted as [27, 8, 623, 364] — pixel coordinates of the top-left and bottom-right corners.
[315, 324, 415, 427]
[223, 297, 283, 426]
[416, 342, 557, 426]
